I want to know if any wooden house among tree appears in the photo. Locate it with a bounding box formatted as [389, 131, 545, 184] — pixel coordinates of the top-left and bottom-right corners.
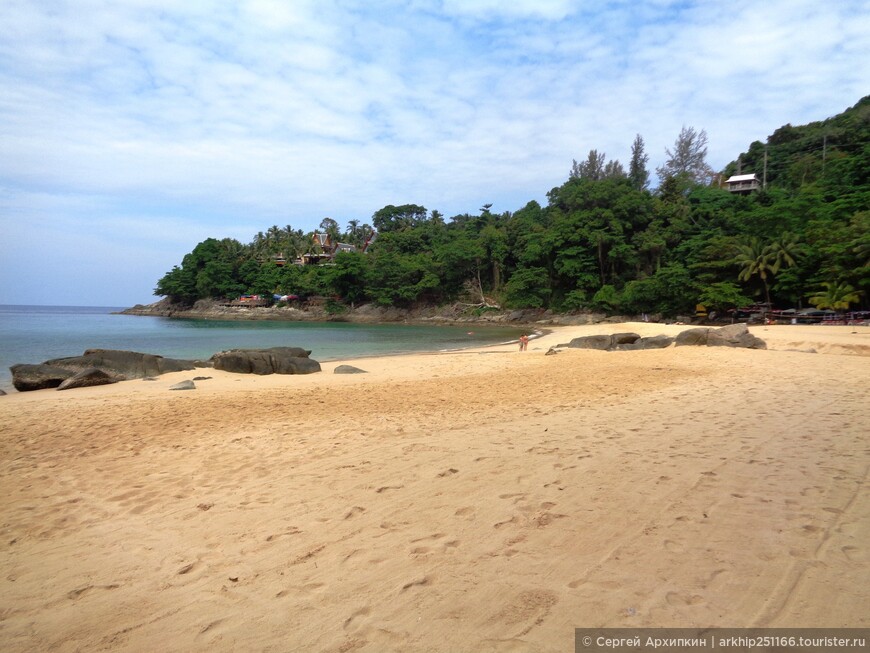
[725, 173, 760, 194]
[299, 231, 377, 265]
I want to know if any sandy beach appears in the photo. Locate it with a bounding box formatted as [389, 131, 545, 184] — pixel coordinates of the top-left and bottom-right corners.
[1, 322, 868, 652]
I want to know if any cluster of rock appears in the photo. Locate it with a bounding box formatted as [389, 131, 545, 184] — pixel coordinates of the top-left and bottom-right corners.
[558, 324, 766, 352]
[10, 349, 200, 392]
[10, 346, 323, 392]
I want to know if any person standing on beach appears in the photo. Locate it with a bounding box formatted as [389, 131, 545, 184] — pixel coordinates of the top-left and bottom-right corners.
[519, 334, 529, 351]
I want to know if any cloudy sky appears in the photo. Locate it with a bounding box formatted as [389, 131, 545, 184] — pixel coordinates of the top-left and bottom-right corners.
[1, 0, 867, 306]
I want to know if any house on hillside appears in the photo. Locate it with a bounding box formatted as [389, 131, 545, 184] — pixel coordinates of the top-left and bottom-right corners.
[725, 173, 760, 194]
[298, 230, 377, 265]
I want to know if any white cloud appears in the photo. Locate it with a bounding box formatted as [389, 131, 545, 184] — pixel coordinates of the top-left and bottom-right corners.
[0, 0, 867, 304]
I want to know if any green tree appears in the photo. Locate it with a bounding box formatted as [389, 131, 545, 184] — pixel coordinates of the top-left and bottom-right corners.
[807, 281, 862, 312]
[733, 238, 776, 307]
[698, 281, 752, 313]
[570, 150, 606, 180]
[503, 267, 550, 308]
[326, 252, 369, 304]
[372, 204, 428, 233]
[628, 134, 650, 191]
[621, 264, 696, 315]
[732, 235, 802, 307]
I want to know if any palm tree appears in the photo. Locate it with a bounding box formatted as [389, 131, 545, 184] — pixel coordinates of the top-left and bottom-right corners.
[733, 238, 776, 307]
[807, 281, 862, 313]
[346, 219, 361, 246]
[768, 232, 802, 273]
[733, 236, 801, 308]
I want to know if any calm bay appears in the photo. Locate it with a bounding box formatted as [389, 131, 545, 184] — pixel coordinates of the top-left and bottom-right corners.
[0, 305, 523, 392]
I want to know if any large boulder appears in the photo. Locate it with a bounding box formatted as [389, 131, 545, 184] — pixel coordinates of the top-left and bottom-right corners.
[559, 334, 612, 350]
[10, 364, 75, 392]
[675, 328, 712, 347]
[12, 350, 199, 392]
[706, 323, 766, 349]
[638, 334, 675, 349]
[57, 367, 120, 391]
[559, 332, 641, 351]
[44, 349, 197, 378]
[211, 347, 321, 375]
[675, 324, 766, 349]
[611, 332, 641, 346]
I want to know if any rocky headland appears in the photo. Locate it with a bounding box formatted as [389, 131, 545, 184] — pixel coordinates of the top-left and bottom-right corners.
[119, 297, 687, 327]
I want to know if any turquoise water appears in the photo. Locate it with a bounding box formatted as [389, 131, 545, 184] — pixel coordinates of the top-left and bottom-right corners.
[0, 305, 523, 392]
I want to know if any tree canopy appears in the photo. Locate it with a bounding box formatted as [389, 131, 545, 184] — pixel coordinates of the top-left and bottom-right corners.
[155, 96, 869, 317]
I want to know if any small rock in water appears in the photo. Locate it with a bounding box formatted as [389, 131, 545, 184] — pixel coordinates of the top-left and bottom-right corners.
[169, 380, 196, 391]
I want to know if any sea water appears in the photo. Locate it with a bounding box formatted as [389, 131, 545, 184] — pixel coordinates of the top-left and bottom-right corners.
[0, 305, 523, 392]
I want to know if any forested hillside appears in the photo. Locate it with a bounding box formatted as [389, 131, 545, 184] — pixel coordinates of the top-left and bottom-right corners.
[155, 97, 869, 316]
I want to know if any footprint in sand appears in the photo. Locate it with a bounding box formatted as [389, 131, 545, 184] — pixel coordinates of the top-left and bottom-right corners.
[841, 546, 861, 562]
[343, 606, 371, 630]
[344, 506, 366, 519]
[665, 592, 704, 606]
[663, 539, 684, 553]
[376, 485, 403, 493]
[400, 576, 432, 592]
[489, 589, 558, 636]
[265, 526, 302, 541]
[67, 584, 120, 600]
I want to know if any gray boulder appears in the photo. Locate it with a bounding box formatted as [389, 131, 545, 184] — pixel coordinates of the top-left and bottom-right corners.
[675, 328, 712, 347]
[613, 341, 643, 351]
[612, 334, 674, 350]
[169, 380, 196, 390]
[334, 365, 367, 374]
[637, 334, 675, 349]
[675, 324, 766, 349]
[44, 349, 197, 378]
[559, 332, 641, 351]
[211, 347, 321, 375]
[706, 323, 766, 349]
[57, 367, 120, 391]
[611, 332, 641, 346]
[11, 364, 75, 392]
[559, 334, 616, 350]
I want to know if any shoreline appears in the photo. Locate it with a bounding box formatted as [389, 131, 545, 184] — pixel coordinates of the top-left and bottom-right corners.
[4, 321, 870, 396]
[1, 323, 867, 651]
[117, 297, 631, 327]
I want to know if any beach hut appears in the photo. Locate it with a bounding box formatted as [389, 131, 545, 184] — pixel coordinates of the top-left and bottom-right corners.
[725, 173, 760, 194]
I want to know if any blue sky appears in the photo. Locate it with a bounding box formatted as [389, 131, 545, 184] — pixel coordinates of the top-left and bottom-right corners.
[1, 0, 867, 306]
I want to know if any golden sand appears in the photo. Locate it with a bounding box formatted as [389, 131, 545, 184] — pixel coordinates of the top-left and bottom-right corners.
[1, 323, 868, 652]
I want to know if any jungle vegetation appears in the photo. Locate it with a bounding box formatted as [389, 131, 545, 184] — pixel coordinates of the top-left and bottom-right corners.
[155, 96, 869, 317]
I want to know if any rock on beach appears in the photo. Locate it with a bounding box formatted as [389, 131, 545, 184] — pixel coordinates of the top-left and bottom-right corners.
[10, 350, 199, 392]
[210, 347, 321, 375]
